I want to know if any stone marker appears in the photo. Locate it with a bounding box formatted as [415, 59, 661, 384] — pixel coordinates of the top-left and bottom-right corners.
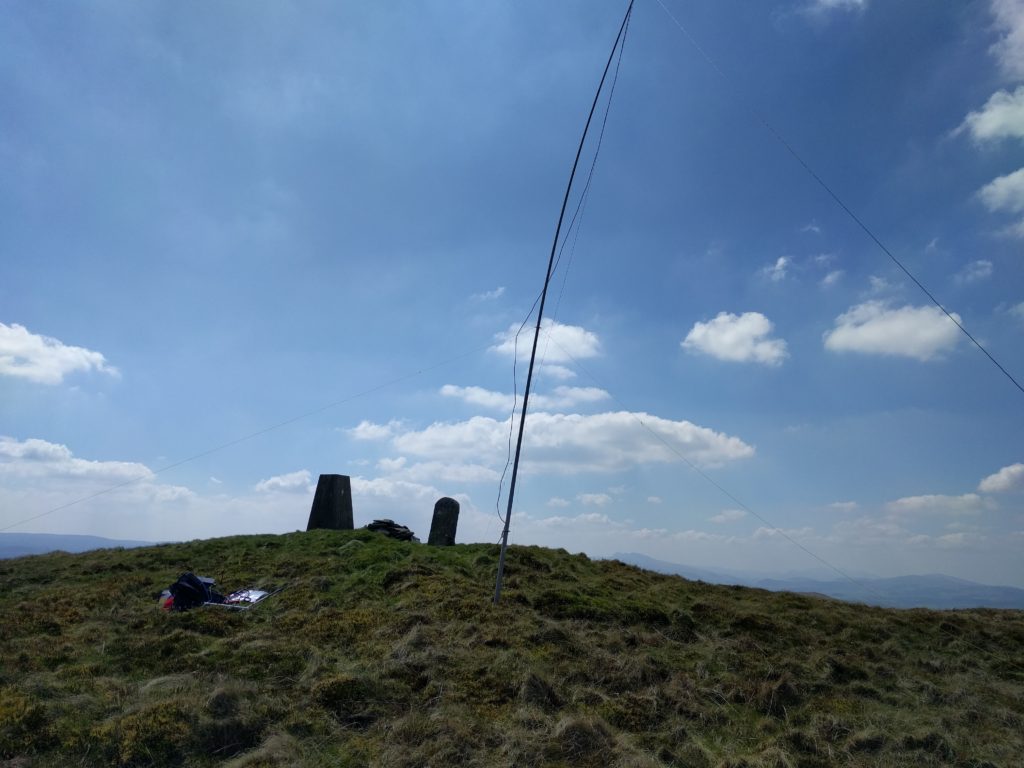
[428, 496, 460, 546]
[306, 474, 354, 531]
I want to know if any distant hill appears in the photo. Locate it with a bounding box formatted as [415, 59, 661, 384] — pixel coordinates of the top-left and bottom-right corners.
[0, 532, 154, 559]
[613, 552, 1024, 610]
[1, 530, 1022, 766]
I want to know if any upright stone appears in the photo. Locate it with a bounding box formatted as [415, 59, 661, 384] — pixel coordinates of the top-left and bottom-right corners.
[428, 497, 460, 546]
[307, 474, 354, 531]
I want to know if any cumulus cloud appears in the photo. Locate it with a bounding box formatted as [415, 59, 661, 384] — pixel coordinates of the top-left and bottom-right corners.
[348, 420, 401, 441]
[978, 462, 1024, 493]
[959, 86, 1024, 142]
[491, 319, 600, 364]
[647, 496, 663, 504]
[821, 270, 844, 287]
[577, 493, 612, 507]
[709, 509, 747, 524]
[254, 469, 313, 493]
[538, 364, 577, 381]
[1009, 301, 1024, 320]
[828, 501, 859, 512]
[381, 459, 499, 484]
[978, 167, 1024, 212]
[752, 526, 816, 540]
[0, 435, 193, 516]
[0, 436, 151, 482]
[867, 275, 894, 294]
[355, 410, 753, 473]
[471, 286, 505, 301]
[886, 493, 995, 516]
[440, 384, 609, 412]
[761, 256, 791, 282]
[682, 311, 788, 366]
[906, 532, 980, 550]
[0, 323, 118, 385]
[547, 497, 571, 508]
[955, 259, 994, 284]
[534, 512, 614, 528]
[823, 301, 960, 360]
[990, 0, 1024, 79]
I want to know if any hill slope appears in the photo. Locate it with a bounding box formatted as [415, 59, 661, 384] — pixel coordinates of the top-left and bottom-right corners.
[1, 530, 1022, 767]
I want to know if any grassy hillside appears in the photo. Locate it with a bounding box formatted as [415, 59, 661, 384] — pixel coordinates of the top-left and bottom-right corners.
[1, 530, 1022, 767]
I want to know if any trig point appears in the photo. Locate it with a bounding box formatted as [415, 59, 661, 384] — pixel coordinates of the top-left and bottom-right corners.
[428, 496, 460, 546]
[306, 474, 354, 531]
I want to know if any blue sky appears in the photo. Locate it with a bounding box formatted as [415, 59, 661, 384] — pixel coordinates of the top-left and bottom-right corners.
[2, 0, 1023, 587]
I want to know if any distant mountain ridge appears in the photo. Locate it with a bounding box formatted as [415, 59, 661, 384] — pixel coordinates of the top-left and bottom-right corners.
[0, 532, 153, 559]
[612, 552, 1024, 610]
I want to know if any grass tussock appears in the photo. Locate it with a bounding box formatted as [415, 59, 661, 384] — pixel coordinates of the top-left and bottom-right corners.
[0, 529, 1022, 766]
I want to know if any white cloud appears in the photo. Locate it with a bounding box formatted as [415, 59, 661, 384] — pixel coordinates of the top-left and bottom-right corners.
[348, 420, 401, 441]
[990, 0, 1024, 79]
[358, 410, 753, 474]
[382, 459, 500, 484]
[821, 270, 844, 287]
[828, 501, 859, 513]
[978, 167, 1024, 212]
[547, 497, 571, 508]
[577, 492, 612, 507]
[752, 526, 816, 540]
[801, 222, 822, 234]
[867, 275, 893, 294]
[959, 86, 1024, 142]
[647, 496, 662, 504]
[682, 311, 788, 366]
[823, 301, 960, 361]
[955, 259, 994, 284]
[491, 319, 600, 364]
[377, 456, 408, 473]
[886, 493, 995, 516]
[1009, 301, 1024, 320]
[709, 509, 747, 524]
[440, 384, 610, 412]
[1000, 218, 1024, 238]
[906, 532, 981, 550]
[979, 462, 1024, 493]
[829, 516, 906, 543]
[440, 384, 511, 411]
[0, 323, 118, 385]
[761, 256, 791, 282]
[471, 286, 505, 301]
[254, 469, 313, 493]
[538, 364, 576, 381]
[533, 512, 614, 528]
[0, 436, 151, 482]
[0, 436, 194, 526]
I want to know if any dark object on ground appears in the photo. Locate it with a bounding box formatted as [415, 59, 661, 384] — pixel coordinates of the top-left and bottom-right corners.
[159, 575, 283, 612]
[165, 572, 223, 612]
[365, 519, 417, 542]
[428, 497, 460, 546]
[307, 474, 354, 531]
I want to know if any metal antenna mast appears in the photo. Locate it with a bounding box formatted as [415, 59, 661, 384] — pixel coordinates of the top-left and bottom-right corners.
[493, 0, 634, 604]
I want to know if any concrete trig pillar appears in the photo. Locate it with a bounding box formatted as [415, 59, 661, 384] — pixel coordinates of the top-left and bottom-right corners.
[428, 497, 459, 546]
[307, 474, 354, 531]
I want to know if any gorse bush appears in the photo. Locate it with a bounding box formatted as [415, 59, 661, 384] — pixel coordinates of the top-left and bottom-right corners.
[1, 529, 1022, 766]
